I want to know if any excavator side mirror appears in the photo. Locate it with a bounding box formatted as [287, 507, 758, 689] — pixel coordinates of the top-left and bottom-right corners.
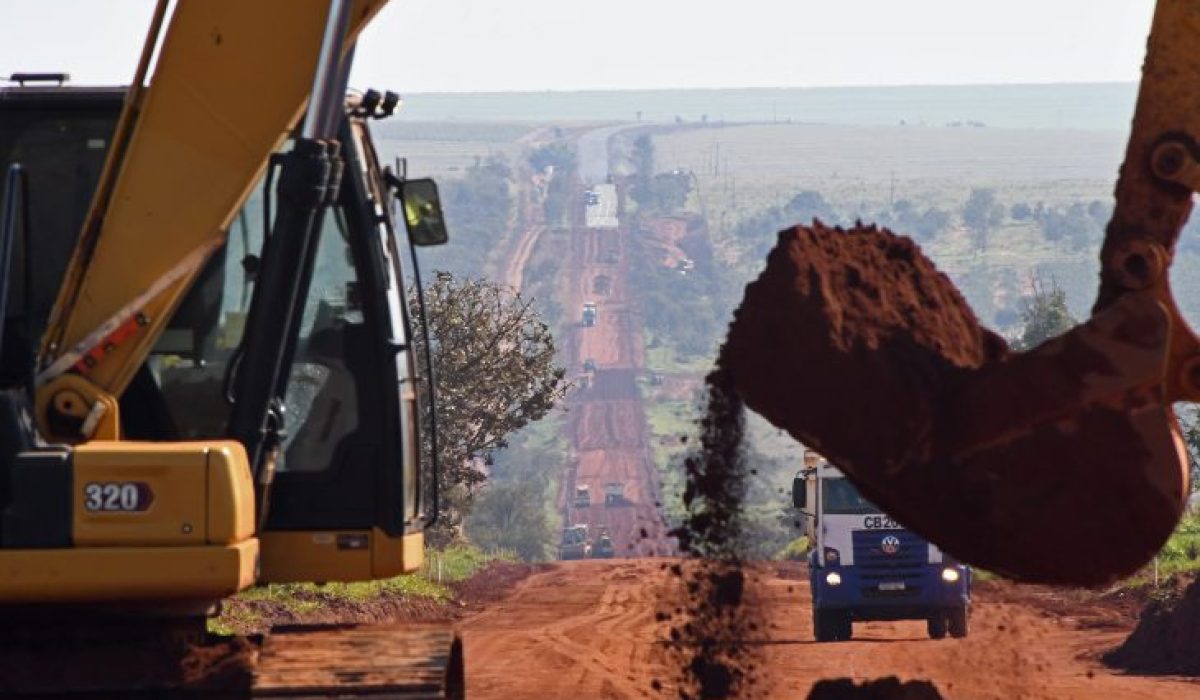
[792, 475, 806, 509]
[397, 178, 449, 247]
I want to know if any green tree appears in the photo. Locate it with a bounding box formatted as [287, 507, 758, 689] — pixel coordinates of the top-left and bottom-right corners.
[784, 190, 835, 223]
[632, 134, 655, 177]
[429, 155, 514, 277]
[1179, 410, 1200, 492]
[528, 141, 577, 173]
[409, 274, 569, 543]
[647, 171, 692, 214]
[466, 479, 554, 560]
[1015, 275, 1076, 350]
[962, 188, 1004, 250]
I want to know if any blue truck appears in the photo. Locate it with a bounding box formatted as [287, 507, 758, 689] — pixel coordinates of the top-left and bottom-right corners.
[793, 456, 971, 642]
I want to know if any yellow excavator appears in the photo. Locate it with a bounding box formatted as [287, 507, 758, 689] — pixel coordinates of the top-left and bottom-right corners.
[1, 1, 460, 695]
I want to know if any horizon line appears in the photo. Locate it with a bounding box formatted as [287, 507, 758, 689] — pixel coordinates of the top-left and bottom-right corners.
[398, 80, 1138, 97]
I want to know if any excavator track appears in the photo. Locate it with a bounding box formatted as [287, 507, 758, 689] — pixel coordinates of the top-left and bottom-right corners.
[0, 618, 462, 698]
[253, 624, 463, 699]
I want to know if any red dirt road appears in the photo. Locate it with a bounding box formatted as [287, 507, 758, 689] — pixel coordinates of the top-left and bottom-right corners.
[461, 559, 1200, 699]
[560, 217, 673, 556]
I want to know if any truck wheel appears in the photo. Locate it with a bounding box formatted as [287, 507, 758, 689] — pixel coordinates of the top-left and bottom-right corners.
[927, 615, 947, 639]
[835, 613, 853, 641]
[813, 610, 836, 642]
[948, 606, 969, 638]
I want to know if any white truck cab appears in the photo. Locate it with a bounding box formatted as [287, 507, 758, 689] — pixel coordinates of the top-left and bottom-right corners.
[794, 452, 971, 642]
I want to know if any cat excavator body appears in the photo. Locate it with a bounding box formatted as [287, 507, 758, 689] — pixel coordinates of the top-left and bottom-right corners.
[0, 1, 461, 694]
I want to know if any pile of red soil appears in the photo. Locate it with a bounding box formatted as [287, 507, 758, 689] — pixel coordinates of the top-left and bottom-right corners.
[807, 677, 945, 700]
[722, 221, 1182, 585]
[1104, 575, 1200, 675]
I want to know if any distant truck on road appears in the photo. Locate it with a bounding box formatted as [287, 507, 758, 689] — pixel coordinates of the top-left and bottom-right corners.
[582, 302, 597, 327]
[593, 528, 615, 558]
[794, 454, 971, 642]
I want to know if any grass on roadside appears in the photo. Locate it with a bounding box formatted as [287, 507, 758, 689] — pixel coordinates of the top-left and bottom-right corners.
[210, 544, 514, 635]
[1128, 511, 1200, 587]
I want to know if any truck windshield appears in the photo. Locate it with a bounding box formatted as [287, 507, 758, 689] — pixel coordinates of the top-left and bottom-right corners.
[822, 478, 879, 515]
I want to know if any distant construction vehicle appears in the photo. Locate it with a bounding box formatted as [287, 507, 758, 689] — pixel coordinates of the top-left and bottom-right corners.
[592, 528, 615, 558]
[559, 524, 591, 560]
[582, 302, 597, 327]
[603, 482, 626, 506]
[573, 484, 591, 508]
[794, 454, 971, 642]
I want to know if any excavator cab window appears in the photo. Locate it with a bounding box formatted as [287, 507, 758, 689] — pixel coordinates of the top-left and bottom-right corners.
[0, 88, 122, 387]
[147, 116, 423, 535]
[277, 203, 365, 474]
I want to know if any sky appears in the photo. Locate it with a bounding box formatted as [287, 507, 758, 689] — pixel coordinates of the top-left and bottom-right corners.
[0, 0, 1155, 93]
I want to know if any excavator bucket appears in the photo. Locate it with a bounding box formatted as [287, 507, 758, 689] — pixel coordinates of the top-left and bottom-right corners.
[725, 0, 1200, 586]
[725, 223, 1186, 586]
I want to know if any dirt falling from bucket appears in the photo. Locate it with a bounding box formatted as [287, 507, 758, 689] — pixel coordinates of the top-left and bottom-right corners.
[659, 363, 768, 699]
[658, 220, 993, 697]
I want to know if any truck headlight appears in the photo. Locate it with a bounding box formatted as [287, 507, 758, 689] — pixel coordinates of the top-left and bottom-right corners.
[825, 571, 843, 586]
[823, 547, 841, 566]
[941, 567, 961, 583]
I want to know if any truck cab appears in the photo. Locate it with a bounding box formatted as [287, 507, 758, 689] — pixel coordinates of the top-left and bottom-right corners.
[794, 455, 971, 642]
[573, 484, 591, 508]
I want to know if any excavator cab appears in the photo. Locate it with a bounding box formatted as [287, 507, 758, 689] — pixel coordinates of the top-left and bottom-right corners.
[0, 78, 444, 593]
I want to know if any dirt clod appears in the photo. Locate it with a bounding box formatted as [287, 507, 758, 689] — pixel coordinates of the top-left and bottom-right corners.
[807, 677, 945, 700]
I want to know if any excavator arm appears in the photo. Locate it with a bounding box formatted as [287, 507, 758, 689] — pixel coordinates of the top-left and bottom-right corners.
[730, 0, 1200, 586]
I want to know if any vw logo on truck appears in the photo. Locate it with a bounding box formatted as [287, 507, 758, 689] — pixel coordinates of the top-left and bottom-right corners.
[880, 535, 901, 555]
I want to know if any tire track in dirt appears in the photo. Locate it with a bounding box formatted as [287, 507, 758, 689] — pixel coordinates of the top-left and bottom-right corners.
[461, 560, 1200, 699]
[462, 560, 673, 699]
[502, 224, 544, 292]
[754, 568, 1200, 700]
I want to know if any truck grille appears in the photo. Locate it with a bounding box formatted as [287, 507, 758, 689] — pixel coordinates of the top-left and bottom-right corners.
[852, 529, 927, 596]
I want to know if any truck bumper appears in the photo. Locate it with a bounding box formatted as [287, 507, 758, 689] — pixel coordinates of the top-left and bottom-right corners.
[810, 564, 971, 621]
